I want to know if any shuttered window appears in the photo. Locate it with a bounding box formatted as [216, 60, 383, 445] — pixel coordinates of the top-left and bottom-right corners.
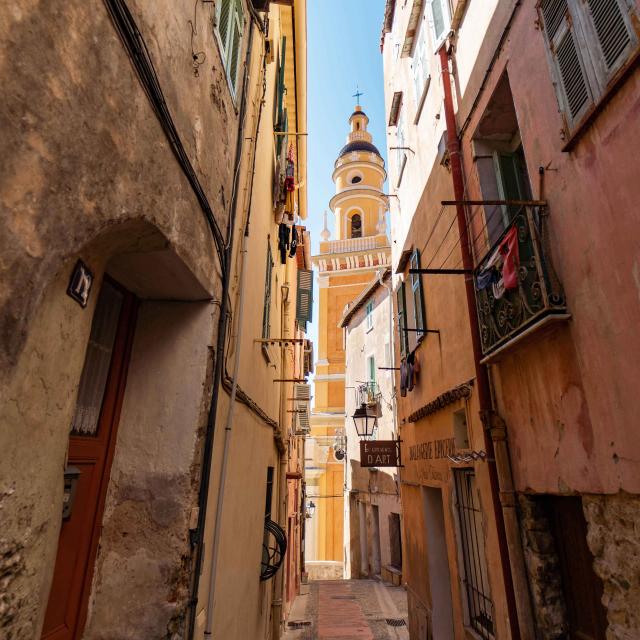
[262, 243, 274, 339]
[427, 0, 451, 49]
[275, 37, 288, 156]
[539, 0, 637, 131]
[396, 282, 409, 357]
[296, 268, 313, 332]
[396, 109, 407, 188]
[216, 0, 245, 97]
[410, 249, 426, 339]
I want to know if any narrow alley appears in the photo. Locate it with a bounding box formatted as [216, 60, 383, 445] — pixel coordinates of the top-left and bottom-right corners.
[283, 580, 408, 640]
[2, 0, 640, 639]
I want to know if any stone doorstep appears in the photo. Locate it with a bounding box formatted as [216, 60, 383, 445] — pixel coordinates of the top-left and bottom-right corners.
[381, 564, 402, 586]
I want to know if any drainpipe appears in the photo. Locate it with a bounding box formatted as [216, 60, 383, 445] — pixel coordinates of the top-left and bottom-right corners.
[272, 283, 291, 640]
[439, 44, 534, 640]
[188, 16, 257, 639]
[204, 223, 250, 638]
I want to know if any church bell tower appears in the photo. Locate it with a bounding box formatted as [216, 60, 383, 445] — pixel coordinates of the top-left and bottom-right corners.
[306, 105, 390, 565]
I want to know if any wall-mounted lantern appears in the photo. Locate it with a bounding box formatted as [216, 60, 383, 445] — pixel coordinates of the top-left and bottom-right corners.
[352, 403, 380, 439]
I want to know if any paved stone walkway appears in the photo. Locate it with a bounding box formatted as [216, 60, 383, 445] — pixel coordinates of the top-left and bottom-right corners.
[283, 579, 409, 640]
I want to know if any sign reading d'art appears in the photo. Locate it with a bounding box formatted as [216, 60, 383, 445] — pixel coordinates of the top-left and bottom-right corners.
[360, 440, 401, 468]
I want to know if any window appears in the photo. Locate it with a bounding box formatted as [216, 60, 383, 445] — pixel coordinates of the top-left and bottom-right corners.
[262, 242, 274, 339]
[366, 300, 374, 330]
[395, 109, 407, 187]
[412, 21, 431, 119]
[410, 249, 426, 339]
[539, 0, 638, 132]
[454, 469, 494, 639]
[367, 355, 376, 382]
[215, 0, 245, 97]
[351, 175, 362, 184]
[427, 0, 451, 50]
[350, 214, 362, 238]
[396, 282, 409, 357]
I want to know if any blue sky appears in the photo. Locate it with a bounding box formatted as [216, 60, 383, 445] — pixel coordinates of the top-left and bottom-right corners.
[306, 0, 387, 379]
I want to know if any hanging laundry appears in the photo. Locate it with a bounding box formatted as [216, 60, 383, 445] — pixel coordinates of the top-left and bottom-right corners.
[278, 223, 290, 265]
[289, 226, 298, 258]
[400, 359, 408, 397]
[476, 268, 499, 291]
[499, 226, 520, 290]
[407, 351, 416, 392]
[492, 279, 505, 299]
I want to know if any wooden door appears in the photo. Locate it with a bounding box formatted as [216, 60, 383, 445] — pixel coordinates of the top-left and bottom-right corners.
[42, 279, 137, 640]
[548, 496, 608, 640]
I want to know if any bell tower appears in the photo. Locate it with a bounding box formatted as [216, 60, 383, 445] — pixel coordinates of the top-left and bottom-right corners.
[306, 106, 390, 566]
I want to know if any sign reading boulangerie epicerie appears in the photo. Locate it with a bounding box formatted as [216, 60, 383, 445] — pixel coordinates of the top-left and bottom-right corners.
[360, 440, 401, 468]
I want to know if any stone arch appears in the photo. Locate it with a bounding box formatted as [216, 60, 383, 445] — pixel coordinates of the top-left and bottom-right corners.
[1, 217, 217, 638]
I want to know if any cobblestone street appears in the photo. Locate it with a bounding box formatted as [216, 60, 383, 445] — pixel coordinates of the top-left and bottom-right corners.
[284, 580, 409, 640]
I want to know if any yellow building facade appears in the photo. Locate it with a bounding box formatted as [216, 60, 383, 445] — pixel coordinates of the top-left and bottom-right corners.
[306, 106, 390, 575]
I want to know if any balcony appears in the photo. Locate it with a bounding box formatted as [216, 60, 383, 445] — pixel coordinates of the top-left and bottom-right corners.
[323, 236, 379, 254]
[474, 206, 568, 359]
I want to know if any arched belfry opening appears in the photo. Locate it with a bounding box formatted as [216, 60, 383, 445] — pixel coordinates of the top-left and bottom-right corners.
[350, 214, 362, 238]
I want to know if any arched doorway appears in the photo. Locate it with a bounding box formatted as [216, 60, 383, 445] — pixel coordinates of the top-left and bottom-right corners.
[42, 277, 138, 639]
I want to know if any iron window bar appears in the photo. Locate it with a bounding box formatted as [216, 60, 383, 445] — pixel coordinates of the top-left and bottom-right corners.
[408, 268, 472, 275]
[453, 469, 495, 639]
[441, 199, 547, 206]
[401, 327, 440, 334]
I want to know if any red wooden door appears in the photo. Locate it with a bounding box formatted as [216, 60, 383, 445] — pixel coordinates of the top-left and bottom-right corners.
[42, 279, 137, 640]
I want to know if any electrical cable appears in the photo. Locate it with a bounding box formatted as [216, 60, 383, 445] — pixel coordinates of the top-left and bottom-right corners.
[103, 0, 227, 277]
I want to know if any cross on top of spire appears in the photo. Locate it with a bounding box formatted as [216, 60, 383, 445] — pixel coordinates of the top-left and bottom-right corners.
[353, 86, 364, 105]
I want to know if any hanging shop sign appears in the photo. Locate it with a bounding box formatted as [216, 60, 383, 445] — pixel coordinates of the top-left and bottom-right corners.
[360, 439, 402, 468]
[67, 259, 94, 308]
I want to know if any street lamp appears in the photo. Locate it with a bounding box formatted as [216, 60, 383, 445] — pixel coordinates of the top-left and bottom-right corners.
[305, 500, 316, 518]
[352, 402, 380, 439]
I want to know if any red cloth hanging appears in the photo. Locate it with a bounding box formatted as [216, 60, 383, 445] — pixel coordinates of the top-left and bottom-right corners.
[499, 226, 520, 290]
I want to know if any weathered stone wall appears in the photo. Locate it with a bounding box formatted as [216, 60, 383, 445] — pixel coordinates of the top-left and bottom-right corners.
[583, 493, 640, 640]
[518, 494, 568, 640]
[0, 0, 240, 636]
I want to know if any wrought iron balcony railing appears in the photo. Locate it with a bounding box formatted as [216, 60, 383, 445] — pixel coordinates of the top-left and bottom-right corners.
[474, 206, 567, 358]
[356, 381, 382, 408]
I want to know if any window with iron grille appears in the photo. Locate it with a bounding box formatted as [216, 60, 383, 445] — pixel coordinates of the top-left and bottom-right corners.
[454, 469, 495, 639]
[539, 0, 638, 132]
[215, 0, 245, 97]
[262, 242, 274, 339]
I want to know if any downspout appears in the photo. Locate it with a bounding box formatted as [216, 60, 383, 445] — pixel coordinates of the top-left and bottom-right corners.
[204, 223, 250, 638]
[272, 282, 291, 640]
[438, 45, 534, 640]
[188, 17, 258, 638]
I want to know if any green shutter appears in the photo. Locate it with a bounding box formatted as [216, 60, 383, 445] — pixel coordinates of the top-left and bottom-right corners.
[410, 250, 426, 339]
[296, 269, 313, 326]
[262, 243, 273, 339]
[397, 282, 409, 357]
[276, 36, 287, 129]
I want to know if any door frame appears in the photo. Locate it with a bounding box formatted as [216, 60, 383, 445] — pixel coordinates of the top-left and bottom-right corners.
[43, 277, 138, 640]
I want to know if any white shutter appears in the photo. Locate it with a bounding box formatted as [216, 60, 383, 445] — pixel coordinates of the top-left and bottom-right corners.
[540, 0, 594, 127]
[583, 0, 636, 83]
